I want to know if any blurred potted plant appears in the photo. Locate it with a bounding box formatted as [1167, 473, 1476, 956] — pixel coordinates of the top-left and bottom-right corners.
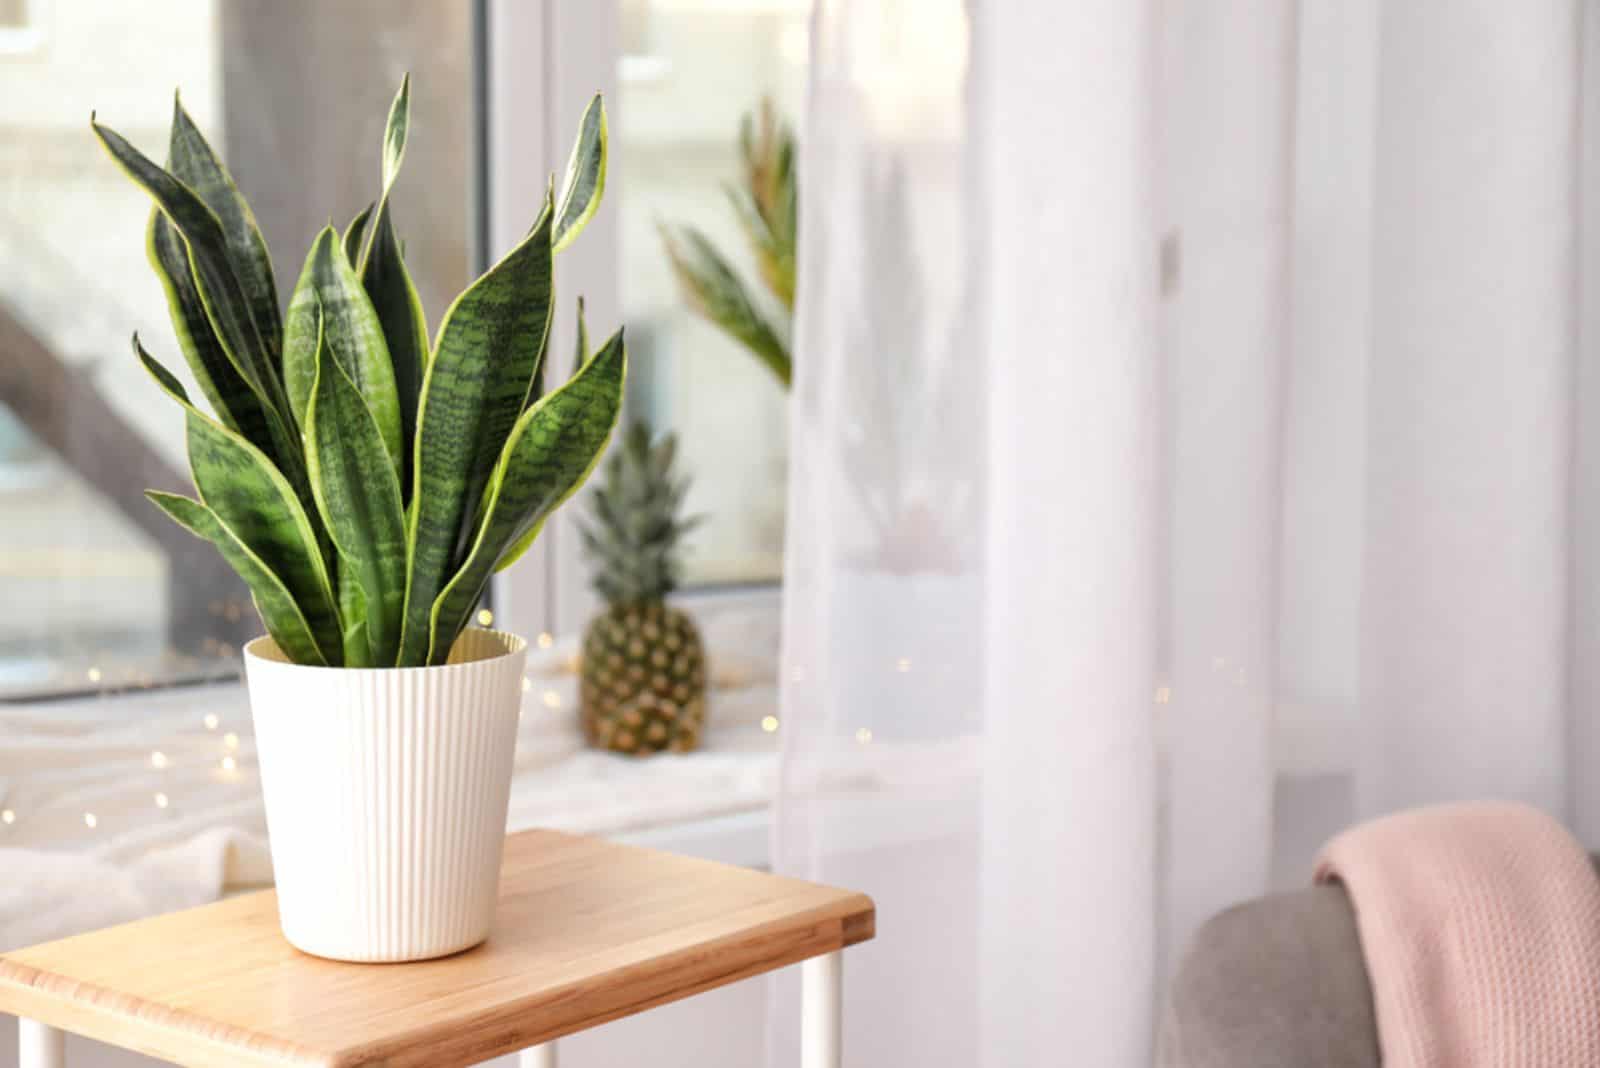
[660, 103, 970, 576]
[659, 99, 796, 388]
[92, 77, 624, 961]
[665, 109, 979, 746]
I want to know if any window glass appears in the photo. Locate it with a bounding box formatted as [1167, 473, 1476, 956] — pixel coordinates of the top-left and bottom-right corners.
[618, 0, 808, 586]
[0, 1, 470, 697]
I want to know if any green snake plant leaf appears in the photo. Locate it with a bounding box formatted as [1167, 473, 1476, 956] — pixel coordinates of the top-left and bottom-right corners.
[146, 491, 330, 667]
[283, 228, 402, 473]
[167, 93, 284, 365]
[523, 180, 556, 411]
[572, 296, 590, 378]
[92, 121, 302, 471]
[381, 73, 411, 193]
[146, 210, 275, 451]
[134, 335, 342, 664]
[429, 329, 626, 662]
[493, 327, 623, 577]
[397, 193, 556, 665]
[660, 224, 791, 386]
[553, 94, 607, 254]
[361, 215, 428, 493]
[305, 318, 408, 667]
[359, 76, 429, 496]
[344, 202, 374, 264]
[338, 568, 371, 668]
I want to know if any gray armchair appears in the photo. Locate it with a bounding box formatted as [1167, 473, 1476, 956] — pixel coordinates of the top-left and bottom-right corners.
[1158, 880, 1378, 1067]
[1158, 856, 1600, 1067]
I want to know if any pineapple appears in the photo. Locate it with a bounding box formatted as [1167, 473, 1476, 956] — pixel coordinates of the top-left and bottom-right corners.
[579, 421, 707, 755]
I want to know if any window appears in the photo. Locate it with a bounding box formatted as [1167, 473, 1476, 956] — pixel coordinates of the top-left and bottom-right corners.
[1, 1, 801, 697]
[616, 0, 807, 587]
[0, 1, 471, 697]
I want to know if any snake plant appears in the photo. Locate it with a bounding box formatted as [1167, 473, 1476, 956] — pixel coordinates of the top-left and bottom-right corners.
[660, 99, 795, 387]
[92, 77, 625, 667]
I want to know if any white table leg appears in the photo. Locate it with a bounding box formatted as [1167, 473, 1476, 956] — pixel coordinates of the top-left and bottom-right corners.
[19, 1019, 65, 1068]
[801, 950, 842, 1068]
[519, 1042, 556, 1067]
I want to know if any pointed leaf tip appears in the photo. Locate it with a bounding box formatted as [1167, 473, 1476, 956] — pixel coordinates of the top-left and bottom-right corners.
[381, 73, 413, 194]
[553, 94, 607, 252]
[283, 221, 401, 467]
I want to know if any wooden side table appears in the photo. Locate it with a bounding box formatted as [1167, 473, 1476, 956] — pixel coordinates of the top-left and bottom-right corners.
[0, 829, 874, 1067]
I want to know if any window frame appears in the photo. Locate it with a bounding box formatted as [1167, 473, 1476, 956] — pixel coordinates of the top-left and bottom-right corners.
[484, 0, 783, 643]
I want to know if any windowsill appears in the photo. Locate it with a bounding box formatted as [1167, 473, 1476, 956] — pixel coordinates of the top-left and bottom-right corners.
[0, 606, 782, 946]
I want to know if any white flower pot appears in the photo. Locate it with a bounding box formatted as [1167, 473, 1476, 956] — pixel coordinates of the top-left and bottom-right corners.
[243, 629, 528, 962]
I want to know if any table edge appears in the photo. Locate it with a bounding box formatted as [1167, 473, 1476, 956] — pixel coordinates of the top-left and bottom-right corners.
[0, 893, 874, 1067]
[0, 956, 330, 1066]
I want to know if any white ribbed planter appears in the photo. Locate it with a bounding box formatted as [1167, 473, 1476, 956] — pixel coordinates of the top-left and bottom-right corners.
[243, 629, 528, 963]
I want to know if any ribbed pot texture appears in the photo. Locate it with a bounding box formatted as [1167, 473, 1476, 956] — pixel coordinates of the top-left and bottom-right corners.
[244, 629, 528, 962]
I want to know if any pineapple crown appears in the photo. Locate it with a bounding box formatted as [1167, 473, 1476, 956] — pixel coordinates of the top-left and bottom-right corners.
[580, 420, 700, 604]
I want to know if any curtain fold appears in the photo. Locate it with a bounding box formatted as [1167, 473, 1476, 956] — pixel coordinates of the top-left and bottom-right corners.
[1357, 0, 1579, 816]
[978, 0, 1160, 1063]
[773, 0, 1596, 1062]
[1158, 0, 1297, 965]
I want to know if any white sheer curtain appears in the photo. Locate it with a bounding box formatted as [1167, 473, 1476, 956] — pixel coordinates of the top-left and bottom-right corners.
[773, 0, 1600, 1063]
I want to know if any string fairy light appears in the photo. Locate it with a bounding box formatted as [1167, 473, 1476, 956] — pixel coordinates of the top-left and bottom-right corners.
[154, 792, 169, 809]
[761, 715, 780, 733]
[894, 657, 911, 673]
[477, 608, 494, 627]
[203, 713, 220, 730]
[543, 691, 561, 709]
[83, 812, 97, 829]
[223, 732, 240, 751]
[150, 750, 168, 769]
[855, 727, 873, 745]
[86, 666, 102, 683]
[1, 809, 14, 826]
[522, 676, 533, 693]
[220, 756, 237, 772]
[537, 632, 555, 649]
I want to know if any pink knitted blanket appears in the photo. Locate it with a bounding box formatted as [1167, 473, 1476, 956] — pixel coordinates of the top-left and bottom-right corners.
[1314, 802, 1600, 1067]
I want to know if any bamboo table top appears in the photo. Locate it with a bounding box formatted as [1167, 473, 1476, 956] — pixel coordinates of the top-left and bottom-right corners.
[0, 829, 874, 1067]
